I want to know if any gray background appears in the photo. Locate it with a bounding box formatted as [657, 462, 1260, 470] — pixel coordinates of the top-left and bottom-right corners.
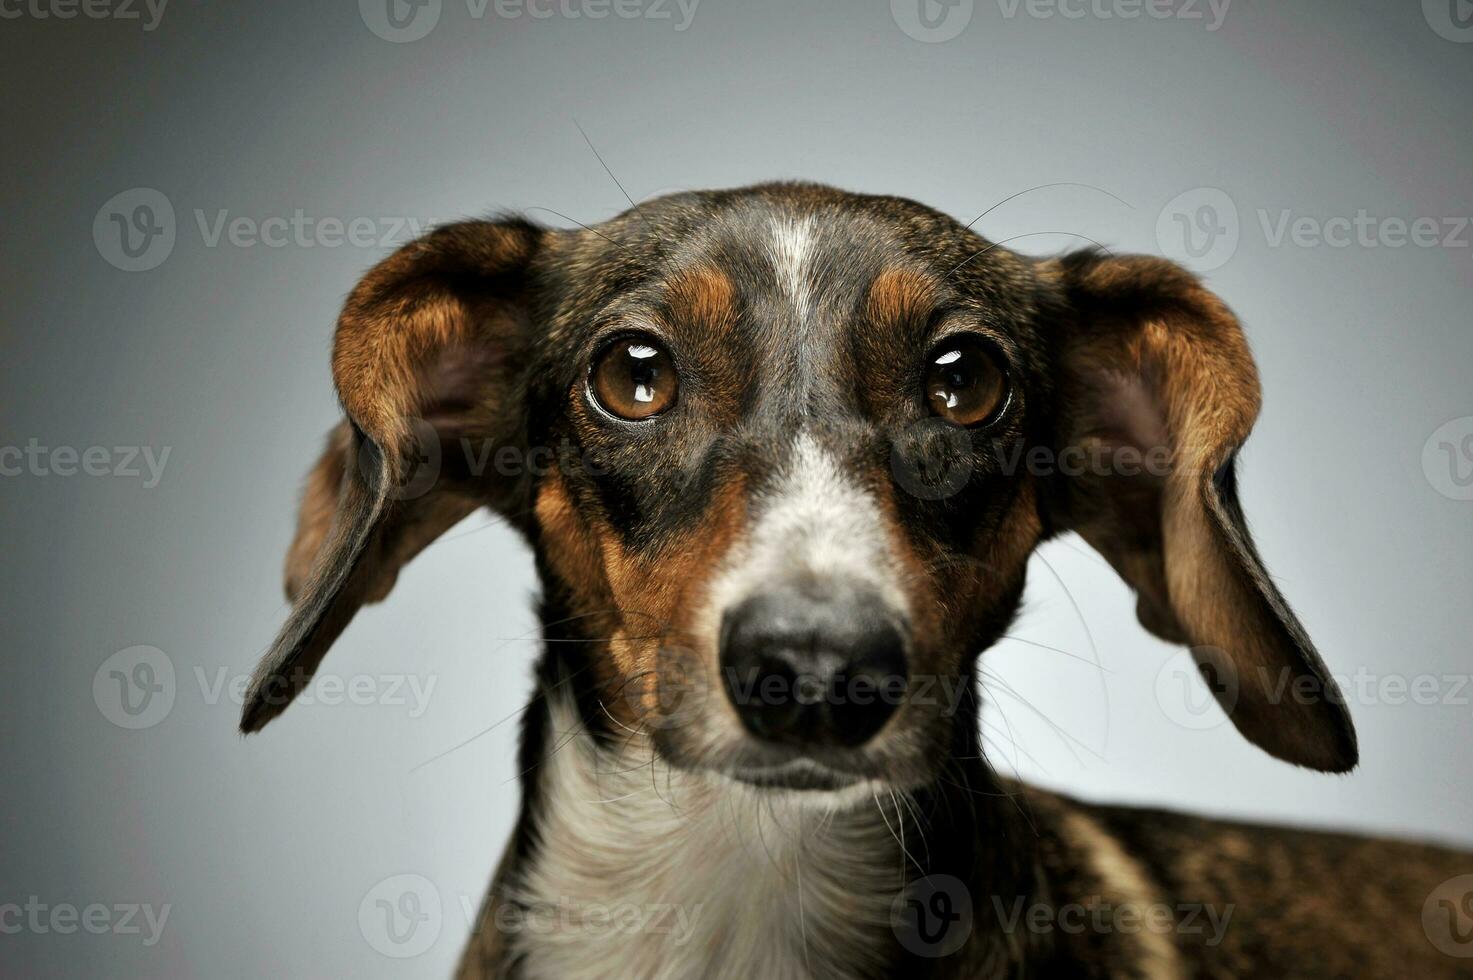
[3, 0, 1471, 976]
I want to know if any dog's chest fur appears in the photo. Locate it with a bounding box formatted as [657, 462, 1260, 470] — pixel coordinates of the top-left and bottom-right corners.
[507, 693, 906, 980]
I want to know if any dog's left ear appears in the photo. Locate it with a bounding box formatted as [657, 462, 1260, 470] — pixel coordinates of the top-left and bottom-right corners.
[1038, 251, 1357, 772]
[240, 218, 549, 733]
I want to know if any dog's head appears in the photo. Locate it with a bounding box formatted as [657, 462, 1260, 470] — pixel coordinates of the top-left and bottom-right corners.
[242, 183, 1356, 794]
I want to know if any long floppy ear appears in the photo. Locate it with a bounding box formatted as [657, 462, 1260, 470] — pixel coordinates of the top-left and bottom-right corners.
[241, 218, 547, 733]
[1039, 250, 1357, 772]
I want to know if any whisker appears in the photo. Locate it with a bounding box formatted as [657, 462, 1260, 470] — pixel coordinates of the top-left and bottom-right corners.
[943, 231, 1116, 283]
[893, 789, 926, 877]
[525, 205, 639, 257]
[960, 181, 1132, 234]
[898, 790, 932, 869]
[795, 840, 813, 977]
[979, 667, 1104, 765]
[874, 789, 925, 878]
[597, 699, 642, 737]
[997, 634, 1113, 673]
[574, 119, 640, 213]
[534, 633, 693, 644]
[410, 660, 597, 772]
[1033, 551, 1110, 748]
[587, 788, 654, 804]
[505, 723, 586, 785]
[1055, 534, 1115, 571]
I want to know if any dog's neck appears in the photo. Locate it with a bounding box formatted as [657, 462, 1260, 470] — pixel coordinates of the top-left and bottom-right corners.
[508, 687, 904, 979]
[502, 656, 1032, 980]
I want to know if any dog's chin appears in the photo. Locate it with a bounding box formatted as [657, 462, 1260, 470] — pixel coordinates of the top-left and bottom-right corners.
[649, 729, 933, 810]
[706, 759, 898, 811]
[726, 758, 858, 791]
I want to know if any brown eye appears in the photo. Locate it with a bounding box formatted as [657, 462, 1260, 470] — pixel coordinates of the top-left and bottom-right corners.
[589, 335, 679, 420]
[923, 335, 1009, 427]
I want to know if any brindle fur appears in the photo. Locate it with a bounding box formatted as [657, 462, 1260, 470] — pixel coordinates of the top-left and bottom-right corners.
[245, 183, 1473, 977]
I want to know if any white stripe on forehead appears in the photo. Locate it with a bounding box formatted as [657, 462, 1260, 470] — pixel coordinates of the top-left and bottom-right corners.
[766, 215, 816, 324]
[705, 433, 909, 621]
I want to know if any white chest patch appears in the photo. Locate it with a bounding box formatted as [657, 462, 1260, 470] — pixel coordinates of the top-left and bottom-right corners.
[507, 692, 908, 980]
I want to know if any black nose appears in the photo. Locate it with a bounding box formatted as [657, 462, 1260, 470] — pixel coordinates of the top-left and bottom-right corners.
[719, 587, 908, 749]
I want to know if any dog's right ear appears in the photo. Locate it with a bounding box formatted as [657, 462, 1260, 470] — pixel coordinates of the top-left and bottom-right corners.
[241, 219, 547, 733]
[1035, 250, 1357, 773]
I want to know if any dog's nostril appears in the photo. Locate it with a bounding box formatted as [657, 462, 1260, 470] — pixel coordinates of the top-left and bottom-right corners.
[794, 673, 827, 706]
[719, 589, 908, 749]
[733, 655, 806, 742]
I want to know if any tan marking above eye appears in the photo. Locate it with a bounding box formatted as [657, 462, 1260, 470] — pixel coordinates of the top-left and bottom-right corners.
[666, 264, 737, 332]
[866, 266, 937, 326]
[923, 334, 1009, 427]
[590, 335, 679, 420]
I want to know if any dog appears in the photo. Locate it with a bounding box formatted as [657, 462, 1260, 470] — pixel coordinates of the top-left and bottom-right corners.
[241, 182, 1472, 978]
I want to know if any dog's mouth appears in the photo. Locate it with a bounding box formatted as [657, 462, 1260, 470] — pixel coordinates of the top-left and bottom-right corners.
[721, 758, 866, 792]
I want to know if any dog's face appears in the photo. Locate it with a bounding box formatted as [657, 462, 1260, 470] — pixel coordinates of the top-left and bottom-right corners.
[243, 183, 1358, 795]
[524, 190, 1056, 795]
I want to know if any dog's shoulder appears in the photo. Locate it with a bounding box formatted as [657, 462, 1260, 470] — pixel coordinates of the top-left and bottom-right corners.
[1001, 780, 1473, 979]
